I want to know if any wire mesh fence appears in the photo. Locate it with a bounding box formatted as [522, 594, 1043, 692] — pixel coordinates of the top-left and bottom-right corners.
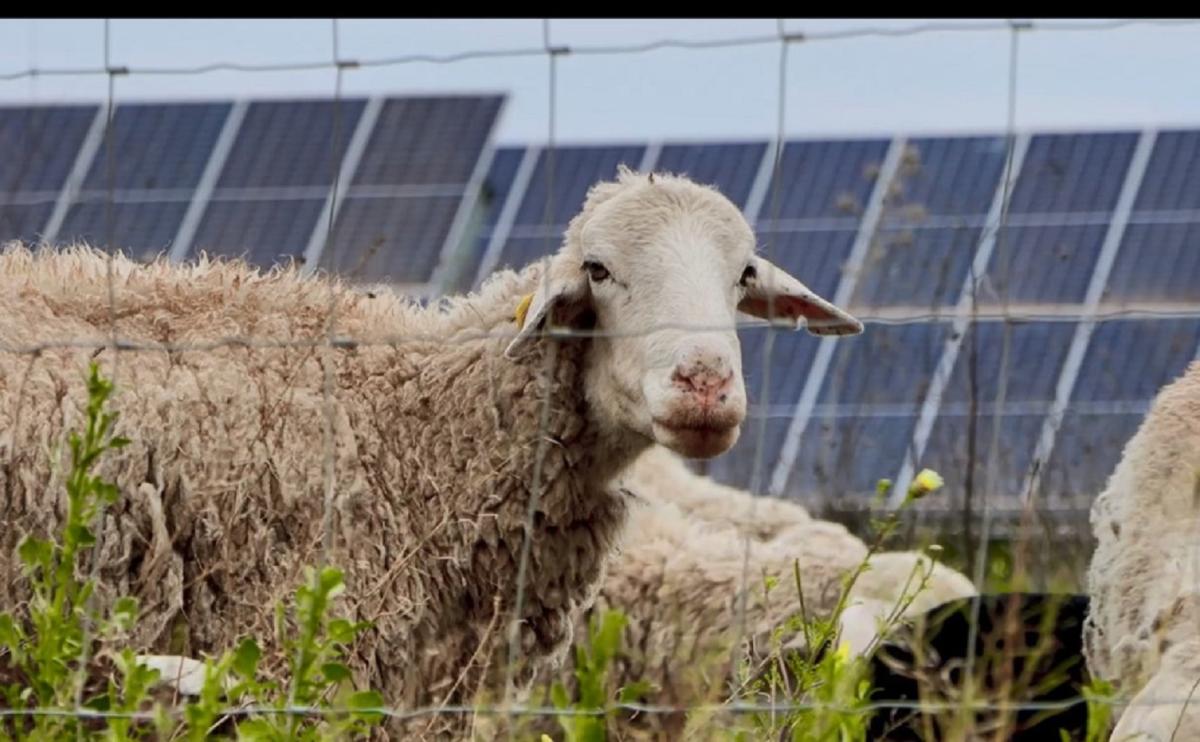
[2, 16, 1200, 740]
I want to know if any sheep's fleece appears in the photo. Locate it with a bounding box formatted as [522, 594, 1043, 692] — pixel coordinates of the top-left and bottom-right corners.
[0, 243, 637, 738]
[538, 446, 976, 737]
[1085, 360, 1200, 740]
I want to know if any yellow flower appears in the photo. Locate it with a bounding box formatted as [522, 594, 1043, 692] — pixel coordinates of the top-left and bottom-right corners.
[908, 468, 944, 500]
[541, 736, 554, 742]
[514, 293, 534, 329]
[833, 639, 852, 665]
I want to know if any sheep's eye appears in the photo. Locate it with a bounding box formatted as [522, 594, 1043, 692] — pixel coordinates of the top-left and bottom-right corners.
[583, 261, 610, 283]
[739, 264, 757, 286]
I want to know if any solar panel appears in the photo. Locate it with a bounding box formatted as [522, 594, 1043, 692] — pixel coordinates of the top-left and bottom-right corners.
[191, 198, 326, 266]
[655, 142, 767, 210]
[760, 138, 890, 223]
[885, 136, 1008, 219]
[189, 96, 502, 281]
[512, 145, 645, 228]
[792, 414, 918, 501]
[941, 321, 1076, 405]
[351, 96, 503, 188]
[919, 412, 1046, 502]
[321, 196, 461, 284]
[454, 147, 525, 293]
[1106, 221, 1200, 303]
[820, 321, 950, 406]
[911, 321, 1077, 504]
[216, 99, 367, 189]
[985, 224, 1109, 304]
[1132, 130, 1200, 212]
[0, 203, 52, 244]
[1043, 409, 1147, 506]
[57, 200, 190, 258]
[0, 104, 97, 194]
[1009, 132, 1138, 215]
[80, 103, 230, 191]
[852, 226, 984, 308]
[1037, 318, 1200, 506]
[1070, 318, 1200, 402]
[765, 322, 948, 501]
[478, 148, 526, 234]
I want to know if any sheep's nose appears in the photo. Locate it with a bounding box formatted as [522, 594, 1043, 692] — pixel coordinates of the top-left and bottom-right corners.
[672, 362, 735, 407]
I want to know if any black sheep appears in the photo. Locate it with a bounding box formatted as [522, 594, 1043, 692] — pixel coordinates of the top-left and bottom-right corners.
[865, 592, 1092, 741]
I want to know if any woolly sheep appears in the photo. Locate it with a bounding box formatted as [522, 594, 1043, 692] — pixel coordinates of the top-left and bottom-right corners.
[539, 446, 975, 736]
[1084, 360, 1200, 739]
[0, 167, 862, 738]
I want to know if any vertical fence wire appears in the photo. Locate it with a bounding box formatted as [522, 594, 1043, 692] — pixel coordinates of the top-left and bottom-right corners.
[962, 22, 1025, 720]
[503, 17, 561, 729]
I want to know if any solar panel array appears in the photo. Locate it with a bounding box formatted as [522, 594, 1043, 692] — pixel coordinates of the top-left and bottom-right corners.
[0, 94, 504, 294]
[3, 95, 1197, 518]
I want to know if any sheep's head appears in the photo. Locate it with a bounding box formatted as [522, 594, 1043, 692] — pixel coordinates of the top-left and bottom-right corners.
[507, 166, 861, 460]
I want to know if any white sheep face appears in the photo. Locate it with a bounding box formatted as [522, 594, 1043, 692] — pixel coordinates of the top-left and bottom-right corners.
[508, 167, 862, 460]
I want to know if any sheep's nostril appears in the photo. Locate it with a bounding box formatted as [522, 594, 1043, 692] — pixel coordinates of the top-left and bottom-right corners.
[718, 393, 728, 403]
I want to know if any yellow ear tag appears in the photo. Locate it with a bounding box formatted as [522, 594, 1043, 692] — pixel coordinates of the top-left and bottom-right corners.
[514, 293, 534, 329]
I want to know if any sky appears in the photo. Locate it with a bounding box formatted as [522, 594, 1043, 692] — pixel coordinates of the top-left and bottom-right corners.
[0, 18, 1198, 145]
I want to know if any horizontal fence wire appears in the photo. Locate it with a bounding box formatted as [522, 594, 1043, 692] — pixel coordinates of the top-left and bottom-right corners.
[1, 19, 1199, 82]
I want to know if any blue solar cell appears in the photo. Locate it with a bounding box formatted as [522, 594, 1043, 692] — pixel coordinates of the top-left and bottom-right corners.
[1009, 132, 1138, 215]
[323, 196, 460, 284]
[705, 414, 792, 492]
[757, 228, 855, 302]
[1106, 222, 1200, 303]
[655, 142, 768, 210]
[479, 148, 525, 233]
[918, 412, 1046, 501]
[57, 199, 188, 256]
[217, 99, 367, 189]
[1040, 411, 1144, 504]
[192, 198, 325, 266]
[986, 223, 1108, 304]
[819, 321, 950, 406]
[81, 103, 230, 191]
[1133, 130, 1200, 212]
[1071, 318, 1200, 402]
[492, 235, 560, 275]
[0, 105, 97, 193]
[56, 200, 189, 259]
[514, 145, 645, 227]
[760, 138, 890, 222]
[884, 136, 1009, 219]
[455, 148, 525, 293]
[0, 203, 52, 244]
[738, 325, 821, 407]
[351, 96, 503, 187]
[941, 321, 1076, 405]
[852, 226, 983, 308]
[789, 414, 917, 500]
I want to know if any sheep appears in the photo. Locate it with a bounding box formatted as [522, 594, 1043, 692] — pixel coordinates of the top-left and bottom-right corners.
[534, 446, 976, 737]
[0, 166, 863, 738]
[867, 592, 1092, 741]
[1084, 360, 1200, 739]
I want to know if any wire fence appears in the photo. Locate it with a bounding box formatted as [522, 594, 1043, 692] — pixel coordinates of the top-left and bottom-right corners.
[1, 16, 1199, 740]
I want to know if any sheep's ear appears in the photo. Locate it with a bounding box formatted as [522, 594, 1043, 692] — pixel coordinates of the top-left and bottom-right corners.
[738, 255, 863, 337]
[505, 257, 591, 358]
